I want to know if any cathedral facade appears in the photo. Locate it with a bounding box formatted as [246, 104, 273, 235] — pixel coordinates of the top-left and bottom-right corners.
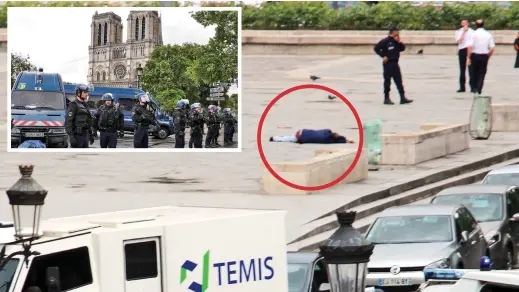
[87, 10, 163, 88]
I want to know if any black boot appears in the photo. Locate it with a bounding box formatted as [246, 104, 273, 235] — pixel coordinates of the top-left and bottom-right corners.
[384, 97, 394, 105]
[400, 97, 413, 104]
[457, 88, 466, 93]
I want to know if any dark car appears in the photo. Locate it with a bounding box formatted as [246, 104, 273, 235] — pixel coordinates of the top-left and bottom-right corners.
[430, 184, 519, 270]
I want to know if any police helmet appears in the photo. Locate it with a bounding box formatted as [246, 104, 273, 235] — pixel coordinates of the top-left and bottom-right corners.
[181, 99, 190, 105]
[208, 105, 216, 111]
[193, 103, 201, 108]
[101, 93, 114, 101]
[137, 93, 150, 103]
[75, 83, 93, 96]
[176, 100, 185, 108]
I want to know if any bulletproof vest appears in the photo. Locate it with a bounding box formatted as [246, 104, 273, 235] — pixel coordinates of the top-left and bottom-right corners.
[73, 100, 92, 129]
[206, 111, 218, 125]
[98, 105, 119, 130]
[133, 104, 153, 127]
[190, 111, 204, 128]
[174, 109, 186, 126]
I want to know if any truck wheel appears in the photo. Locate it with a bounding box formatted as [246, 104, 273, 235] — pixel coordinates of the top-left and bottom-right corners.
[157, 127, 169, 139]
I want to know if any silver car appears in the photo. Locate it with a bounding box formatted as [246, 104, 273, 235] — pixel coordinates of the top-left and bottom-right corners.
[365, 204, 487, 292]
[431, 184, 519, 270]
[482, 165, 519, 186]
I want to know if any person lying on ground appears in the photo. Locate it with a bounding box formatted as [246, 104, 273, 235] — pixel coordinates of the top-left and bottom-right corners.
[269, 129, 355, 144]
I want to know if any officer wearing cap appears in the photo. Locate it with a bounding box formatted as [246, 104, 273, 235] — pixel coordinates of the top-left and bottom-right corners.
[374, 25, 413, 105]
[65, 83, 95, 148]
[132, 93, 157, 148]
[94, 93, 124, 148]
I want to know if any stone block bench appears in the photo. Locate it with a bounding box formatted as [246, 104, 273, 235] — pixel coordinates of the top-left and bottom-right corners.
[260, 148, 368, 195]
[381, 123, 469, 165]
[492, 104, 519, 132]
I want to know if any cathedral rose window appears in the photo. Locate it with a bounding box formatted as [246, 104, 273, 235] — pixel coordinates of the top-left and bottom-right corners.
[115, 65, 127, 79]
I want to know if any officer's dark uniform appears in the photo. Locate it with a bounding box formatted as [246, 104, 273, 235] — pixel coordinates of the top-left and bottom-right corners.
[222, 111, 236, 146]
[189, 109, 204, 148]
[374, 30, 413, 105]
[65, 99, 94, 148]
[132, 103, 156, 148]
[95, 104, 124, 148]
[204, 109, 219, 148]
[173, 106, 187, 148]
[212, 109, 222, 147]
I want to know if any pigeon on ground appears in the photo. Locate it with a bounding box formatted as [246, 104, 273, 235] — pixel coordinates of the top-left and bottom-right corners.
[417, 49, 423, 55]
[328, 95, 337, 100]
[310, 75, 321, 81]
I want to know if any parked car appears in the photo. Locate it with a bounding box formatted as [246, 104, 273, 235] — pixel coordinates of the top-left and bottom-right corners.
[482, 165, 519, 186]
[430, 184, 519, 270]
[287, 252, 329, 292]
[365, 204, 488, 292]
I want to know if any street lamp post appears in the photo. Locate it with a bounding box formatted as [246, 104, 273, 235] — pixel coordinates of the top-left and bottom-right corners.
[0, 165, 46, 270]
[136, 64, 143, 89]
[319, 211, 374, 292]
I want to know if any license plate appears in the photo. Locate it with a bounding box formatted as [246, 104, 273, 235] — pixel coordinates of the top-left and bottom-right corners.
[24, 132, 45, 137]
[377, 278, 412, 286]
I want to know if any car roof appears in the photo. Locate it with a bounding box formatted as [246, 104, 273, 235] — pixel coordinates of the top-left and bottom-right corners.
[434, 184, 513, 197]
[380, 204, 458, 217]
[486, 165, 519, 175]
[287, 252, 321, 264]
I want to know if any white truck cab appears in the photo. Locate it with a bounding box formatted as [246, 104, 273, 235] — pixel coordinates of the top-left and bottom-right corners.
[0, 206, 288, 292]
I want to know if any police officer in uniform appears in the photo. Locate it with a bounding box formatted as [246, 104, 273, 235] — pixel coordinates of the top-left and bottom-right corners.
[189, 103, 204, 148]
[65, 84, 95, 148]
[212, 106, 223, 147]
[132, 93, 157, 148]
[204, 105, 219, 148]
[94, 93, 124, 148]
[374, 26, 413, 105]
[222, 108, 236, 146]
[173, 100, 187, 148]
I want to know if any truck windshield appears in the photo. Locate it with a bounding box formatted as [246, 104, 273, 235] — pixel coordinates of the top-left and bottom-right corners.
[11, 91, 65, 110]
[118, 98, 136, 112]
[0, 258, 19, 292]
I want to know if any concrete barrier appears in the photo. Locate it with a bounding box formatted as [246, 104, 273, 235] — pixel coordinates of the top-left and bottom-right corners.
[242, 30, 517, 55]
[492, 104, 519, 132]
[261, 148, 368, 195]
[381, 123, 469, 165]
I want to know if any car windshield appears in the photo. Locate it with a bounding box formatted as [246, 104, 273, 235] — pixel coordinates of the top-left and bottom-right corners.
[432, 194, 503, 222]
[483, 174, 519, 186]
[366, 215, 453, 244]
[11, 90, 65, 110]
[118, 98, 136, 112]
[0, 258, 19, 292]
[287, 263, 309, 292]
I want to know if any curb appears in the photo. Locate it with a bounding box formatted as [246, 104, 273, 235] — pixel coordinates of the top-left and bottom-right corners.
[290, 148, 519, 245]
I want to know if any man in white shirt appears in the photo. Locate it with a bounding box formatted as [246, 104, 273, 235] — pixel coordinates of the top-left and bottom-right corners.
[455, 18, 474, 93]
[467, 19, 495, 95]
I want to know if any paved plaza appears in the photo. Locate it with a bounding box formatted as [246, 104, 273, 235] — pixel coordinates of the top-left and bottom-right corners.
[1, 51, 519, 242]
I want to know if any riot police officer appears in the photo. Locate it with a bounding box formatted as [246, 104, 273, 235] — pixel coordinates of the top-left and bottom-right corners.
[132, 93, 157, 148]
[65, 83, 94, 148]
[212, 106, 223, 147]
[204, 105, 219, 148]
[173, 100, 187, 148]
[188, 103, 204, 148]
[94, 93, 124, 148]
[222, 108, 236, 146]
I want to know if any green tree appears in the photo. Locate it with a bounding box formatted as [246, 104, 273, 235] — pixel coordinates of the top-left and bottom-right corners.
[11, 52, 36, 88]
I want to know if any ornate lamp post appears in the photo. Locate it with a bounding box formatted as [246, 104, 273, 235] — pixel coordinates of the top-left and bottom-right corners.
[136, 64, 143, 89]
[319, 211, 374, 292]
[0, 165, 46, 269]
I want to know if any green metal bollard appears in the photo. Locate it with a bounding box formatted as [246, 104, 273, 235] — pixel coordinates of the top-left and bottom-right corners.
[362, 120, 382, 168]
[469, 95, 493, 140]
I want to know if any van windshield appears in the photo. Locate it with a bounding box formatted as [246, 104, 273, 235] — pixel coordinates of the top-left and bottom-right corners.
[118, 98, 136, 112]
[0, 258, 19, 292]
[11, 91, 65, 110]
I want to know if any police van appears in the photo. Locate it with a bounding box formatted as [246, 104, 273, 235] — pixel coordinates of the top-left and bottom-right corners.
[64, 84, 173, 139]
[0, 206, 288, 292]
[11, 69, 68, 148]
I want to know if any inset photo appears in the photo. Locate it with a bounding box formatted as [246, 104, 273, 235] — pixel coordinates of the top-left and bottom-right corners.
[7, 6, 241, 151]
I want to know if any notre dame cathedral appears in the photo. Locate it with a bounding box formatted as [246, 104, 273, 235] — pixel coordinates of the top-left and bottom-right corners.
[87, 10, 163, 88]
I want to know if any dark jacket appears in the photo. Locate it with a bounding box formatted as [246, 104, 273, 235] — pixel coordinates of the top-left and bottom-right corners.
[299, 129, 346, 144]
[374, 36, 406, 62]
[514, 38, 519, 68]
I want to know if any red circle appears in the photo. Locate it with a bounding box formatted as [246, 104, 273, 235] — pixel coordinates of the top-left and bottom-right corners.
[256, 84, 364, 191]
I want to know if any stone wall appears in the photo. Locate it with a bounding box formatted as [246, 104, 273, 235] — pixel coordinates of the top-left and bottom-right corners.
[242, 30, 518, 55]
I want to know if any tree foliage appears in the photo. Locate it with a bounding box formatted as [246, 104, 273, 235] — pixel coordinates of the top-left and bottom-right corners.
[141, 10, 238, 112]
[11, 53, 36, 89]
